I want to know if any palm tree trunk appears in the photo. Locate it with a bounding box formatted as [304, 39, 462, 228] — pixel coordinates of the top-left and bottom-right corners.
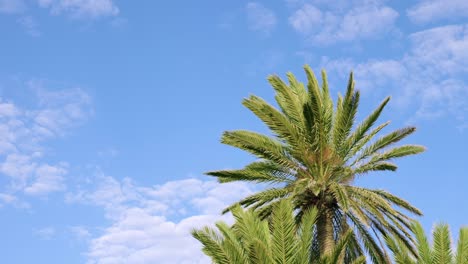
[317, 208, 335, 256]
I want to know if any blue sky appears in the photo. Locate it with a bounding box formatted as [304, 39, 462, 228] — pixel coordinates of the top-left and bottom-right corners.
[0, 0, 467, 263]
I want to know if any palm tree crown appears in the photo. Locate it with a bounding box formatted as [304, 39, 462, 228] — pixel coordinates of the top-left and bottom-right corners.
[206, 65, 425, 262]
[192, 199, 366, 264]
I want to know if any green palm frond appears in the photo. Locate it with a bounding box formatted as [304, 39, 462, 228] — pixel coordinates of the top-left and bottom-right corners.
[243, 95, 302, 148]
[345, 121, 390, 162]
[344, 97, 390, 157]
[329, 182, 350, 212]
[385, 234, 416, 264]
[271, 199, 299, 263]
[350, 256, 367, 264]
[389, 222, 467, 264]
[221, 130, 297, 168]
[333, 72, 360, 155]
[249, 237, 274, 264]
[412, 221, 433, 264]
[348, 213, 388, 263]
[194, 199, 364, 264]
[352, 127, 417, 165]
[191, 227, 231, 263]
[207, 161, 293, 184]
[375, 190, 423, 216]
[327, 230, 353, 263]
[215, 221, 250, 263]
[455, 227, 468, 264]
[297, 206, 319, 263]
[433, 223, 453, 264]
[222, 187, 290, 214]
[268, 74, 306, 128]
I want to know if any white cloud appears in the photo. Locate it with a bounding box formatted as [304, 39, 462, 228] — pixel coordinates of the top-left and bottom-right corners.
[24, 163, 67, 195]
[0, 193, 16, 203]
[35, 226, 56, 240]
[37, 0, 119, 19]
[408, 24, 468, 75]
[17, 16, 41, 37]
[289, 1, 399, 44]
[0, 154, 37, 189]
[0, 192, 29, 208]
[0, 83, 92, 201]
[289, 4, 322, 35]
[321, 24, 468, 127]
[407, 0, 468, 24]
[0, 101, 20, 117]
[412, 79, 467, 124]
[67, 175, 256, 264]
[87, 210, 212, 264]
[29, 81, 93, 138]
[0, 191, 31, 208]
[0, 0, 25, 14]
[246, 2, 277, 34]
[321, 58, 405, 91]
[70, 226, 91, 241]
[2, 0, 119, 35]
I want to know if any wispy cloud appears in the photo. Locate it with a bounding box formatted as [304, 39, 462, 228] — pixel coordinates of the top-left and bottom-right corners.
[24, 163, 68, 195]
[0, 81, 92, 204]
[17, 16, 41, 37]
[30, 81, 93, 137]
[67, 175, 255, 263]
[70, 226, 91, 241]
[407, 0, 468, 24]
[246, 2, 277, 34]
[0, 192, 29, 208]
[289, 4, 322, 35]
[37, 0, 119, 19]
[408, 24, 468, 75]
[1, 0, 120, 36]
[0, 0, 25, 14]
[321, 24, 468, 128]
[289, 0, 399, 44]
[35, 226, 56, 240]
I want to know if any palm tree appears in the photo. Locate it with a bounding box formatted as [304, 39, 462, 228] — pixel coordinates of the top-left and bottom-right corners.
[192, 199, 366, 264]
[206, 65, 425, 262]
[387, 222, 468, 264]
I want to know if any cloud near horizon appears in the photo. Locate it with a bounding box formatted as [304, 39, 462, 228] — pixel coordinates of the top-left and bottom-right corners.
[66, 175, 256, 264]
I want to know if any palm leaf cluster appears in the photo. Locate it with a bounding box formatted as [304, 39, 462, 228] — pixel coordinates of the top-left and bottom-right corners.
[207, 65, 425, 262]
[192, 199, 366, 264]
[388, 222, 468, 264]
